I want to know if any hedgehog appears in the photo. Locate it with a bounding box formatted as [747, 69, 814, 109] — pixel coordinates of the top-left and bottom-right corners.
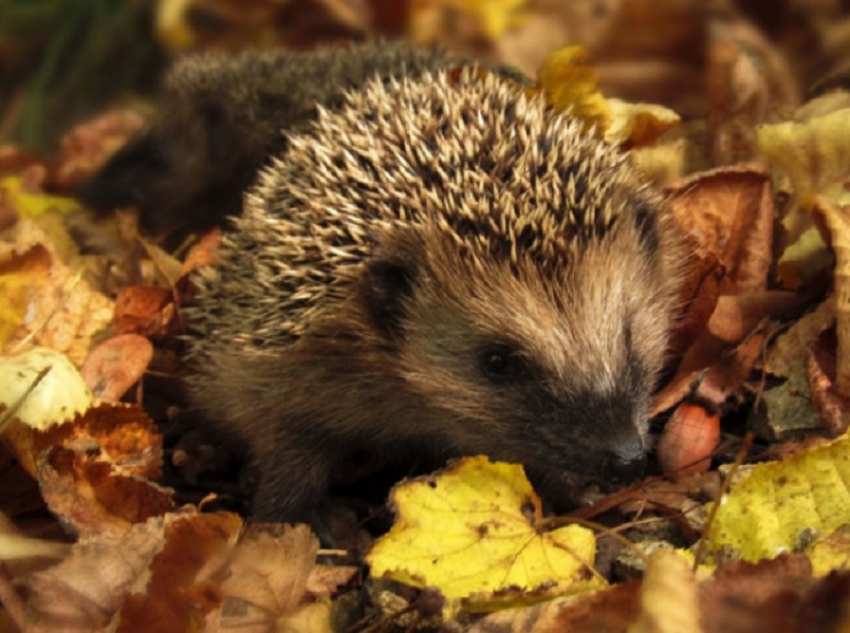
[76, 41, 455, 236]
[185, 66, 683, 522]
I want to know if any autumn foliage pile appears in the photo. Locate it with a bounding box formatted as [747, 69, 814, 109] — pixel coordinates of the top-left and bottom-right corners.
[1, 1, 850, 631]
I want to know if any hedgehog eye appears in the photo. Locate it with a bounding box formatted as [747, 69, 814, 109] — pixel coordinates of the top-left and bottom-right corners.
[479, 344, 524, 381]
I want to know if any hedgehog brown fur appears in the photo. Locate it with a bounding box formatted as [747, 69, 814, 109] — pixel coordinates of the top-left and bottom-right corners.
[185, 66, 683, 522]
[76, 41, 455, 236]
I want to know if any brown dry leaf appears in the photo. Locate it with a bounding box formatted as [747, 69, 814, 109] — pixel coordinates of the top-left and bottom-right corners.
[80, 334, 154, 402]
[180, 228, 221, 277]
[706, 18, 799, 166]
[664, 236, 725, 365]
[806, 325, 849, 437]
[117, 511, 243, 633]
[814, 199, 850, 399]
[668, 168, 774, 295]
[32, 400, 163, 480]
[467, 581, 641, 633]
[696, 329, 768, 407]
[653, 291, 808, 416]
[112, 285, 176, 338]
[139, 238, 184, 289]
[207, 524, 354, 632]
[19, 515, 176, 632]
[755, 300, 837, 440]
[17, 511, 242, 633]
[698, 555, 818, 633]
[39, 445, 175, 539]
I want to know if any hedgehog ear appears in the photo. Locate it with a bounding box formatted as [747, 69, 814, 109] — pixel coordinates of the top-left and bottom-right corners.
[361, 248, 419, 338]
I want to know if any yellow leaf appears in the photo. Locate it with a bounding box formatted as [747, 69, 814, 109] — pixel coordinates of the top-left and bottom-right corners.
[0, 176, 79, 218]
[807, 525, 850, 577]
[537, 46, 611, 134]
[757, 108, 850, 242]
[707, 432, 850, 563]
[461, 0, 528, 39]
[605, 98, 680, 147]
[0, 347, 94, 431]
[366, 456, 604, 615]
[776, 225, 830, 289]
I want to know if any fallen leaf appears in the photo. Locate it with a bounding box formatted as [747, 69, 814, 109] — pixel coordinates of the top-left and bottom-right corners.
[605, 98, 680, 148]
[814, 199, 850, 399]
[117, 511, 242, 632]
[80, 334, 154, 402]
[39, 445, 175, 539]
[537, 45, 611, 133]
[468, 581, 641, 633]
[366, 456, 604, 615]
[806, 325, 849, 437]
[708, 431, 850, 563]
[0, 347, 94, 434]
[112, 285, 176, 338]
[0, 245, 52, 349]
[668, 168, 774, 295]
[758, 107, 850, 242]
[0, 175, 80, 218]
[0, 218, 114, 364]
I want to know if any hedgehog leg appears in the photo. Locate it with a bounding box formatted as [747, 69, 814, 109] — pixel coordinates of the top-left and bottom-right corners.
[250, 434, 334, 523]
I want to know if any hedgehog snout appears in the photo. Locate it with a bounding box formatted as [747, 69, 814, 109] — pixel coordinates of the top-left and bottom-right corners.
[601, 440, 647, 484]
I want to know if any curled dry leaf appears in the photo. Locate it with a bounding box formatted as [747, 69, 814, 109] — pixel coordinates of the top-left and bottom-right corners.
[112, 285, 176, 339]
[80, 334, 154, 402]
[758, 107, 850, 259]
[118, 511, 242, 632]
[605, 98, 680, 148]
[668, 168, 774, 295]
[537, 45, 612, 133]
[813, 199, 850, 399]
[806, 325, 849, 437]
[630, 550, 702, 633]
[657, 403, 721, 480]
[180, 228, 221, 277]
[33, 401, 163, 480]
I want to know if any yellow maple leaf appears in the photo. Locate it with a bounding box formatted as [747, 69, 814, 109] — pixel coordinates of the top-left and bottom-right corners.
[708, 432, 850, 563]
[366, 456, 604, 615]
[537, 46, 612, 134]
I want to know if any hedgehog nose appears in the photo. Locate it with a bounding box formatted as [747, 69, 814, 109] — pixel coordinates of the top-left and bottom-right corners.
[603, 446, 647, 485]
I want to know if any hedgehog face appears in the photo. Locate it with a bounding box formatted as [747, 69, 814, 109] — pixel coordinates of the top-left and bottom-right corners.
[362, 215, 675, 485]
